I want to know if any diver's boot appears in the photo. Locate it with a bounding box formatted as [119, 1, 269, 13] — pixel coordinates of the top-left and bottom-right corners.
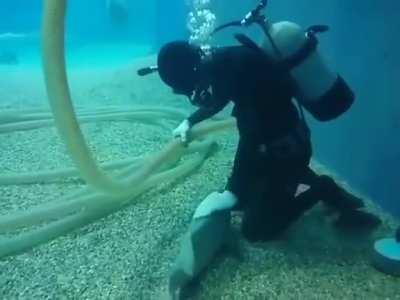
[334, 209, 382, 232]
[301, 172, 381, 232]
[317, 175, 365, 212]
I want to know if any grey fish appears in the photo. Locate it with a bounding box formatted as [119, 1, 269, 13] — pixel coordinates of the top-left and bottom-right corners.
[168, 193, 240, 299]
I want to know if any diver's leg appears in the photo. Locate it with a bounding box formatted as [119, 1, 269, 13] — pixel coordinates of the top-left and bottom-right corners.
[241, 177, 320, 242]
[238, 123, 316, 242]
[302, 167, 381, 230]
[302, 167, 364, 211]
[240, 182, 280, 242]
[240, 187, 290, 242]
[225, 138, 260, 211]
[240, 162, 320, 242]
[225, 138, 287, 241]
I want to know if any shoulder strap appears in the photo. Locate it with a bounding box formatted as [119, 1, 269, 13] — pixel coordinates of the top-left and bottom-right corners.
[233, 33, 276, 65]
[234, 34, 264, 54]
[281, 25, 330, 71]
[281, 34, 318, 71]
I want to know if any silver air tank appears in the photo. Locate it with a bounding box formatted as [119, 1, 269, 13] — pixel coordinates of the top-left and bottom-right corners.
[262, 21, 355, 121]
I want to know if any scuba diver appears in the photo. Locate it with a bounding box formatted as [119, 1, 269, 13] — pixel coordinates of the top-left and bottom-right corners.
[139, 1, 381, 242]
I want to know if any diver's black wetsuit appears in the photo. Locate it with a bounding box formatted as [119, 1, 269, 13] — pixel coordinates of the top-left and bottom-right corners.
[187, 45, 321, 241]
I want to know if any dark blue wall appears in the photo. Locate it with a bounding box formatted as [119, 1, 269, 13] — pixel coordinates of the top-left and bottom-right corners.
[270, 0, 400, 217]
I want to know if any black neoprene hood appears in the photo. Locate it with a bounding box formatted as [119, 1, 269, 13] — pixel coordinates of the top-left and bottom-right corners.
[157, 41, 202, 95]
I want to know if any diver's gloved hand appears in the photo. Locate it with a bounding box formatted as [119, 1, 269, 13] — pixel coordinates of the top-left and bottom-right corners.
[173, 119, 190, 143]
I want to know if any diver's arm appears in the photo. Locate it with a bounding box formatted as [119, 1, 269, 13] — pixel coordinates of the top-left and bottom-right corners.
[172, 97, 229, 143]
[187, 97, 230, 127]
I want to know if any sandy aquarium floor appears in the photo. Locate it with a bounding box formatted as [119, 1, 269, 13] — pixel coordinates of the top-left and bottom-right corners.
[1, 58, 400, 299]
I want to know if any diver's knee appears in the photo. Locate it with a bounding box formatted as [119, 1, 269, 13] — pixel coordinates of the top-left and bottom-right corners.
[241, 220, 263, 242]
[241, 213, 283, 242]
[241, 222, 280, 242]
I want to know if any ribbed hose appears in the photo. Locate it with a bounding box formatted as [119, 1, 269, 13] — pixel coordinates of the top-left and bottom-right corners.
[42, 0, 137, 194]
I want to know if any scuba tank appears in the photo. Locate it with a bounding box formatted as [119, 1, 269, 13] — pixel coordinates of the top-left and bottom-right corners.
[261, 21, 354, 122]
[212, 0, 355, 122]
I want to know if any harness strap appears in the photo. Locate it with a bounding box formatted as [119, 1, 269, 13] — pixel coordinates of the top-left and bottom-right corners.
[281, 34, 318, 71]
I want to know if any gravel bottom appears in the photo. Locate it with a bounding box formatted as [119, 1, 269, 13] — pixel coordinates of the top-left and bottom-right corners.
[1, 85, 400, 299]
[0, 114, 236, 299]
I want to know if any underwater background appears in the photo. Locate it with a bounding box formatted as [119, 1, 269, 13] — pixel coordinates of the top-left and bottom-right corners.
[2, 0, 399, 216]
[1, 0, 399, 298]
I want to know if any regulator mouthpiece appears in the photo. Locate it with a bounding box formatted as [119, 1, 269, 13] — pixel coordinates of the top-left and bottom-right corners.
[137, 66, 158, 77]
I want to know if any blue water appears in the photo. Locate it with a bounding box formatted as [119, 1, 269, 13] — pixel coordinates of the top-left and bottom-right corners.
[0, 0, 399, 218]
[0, 0, 188, 68]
